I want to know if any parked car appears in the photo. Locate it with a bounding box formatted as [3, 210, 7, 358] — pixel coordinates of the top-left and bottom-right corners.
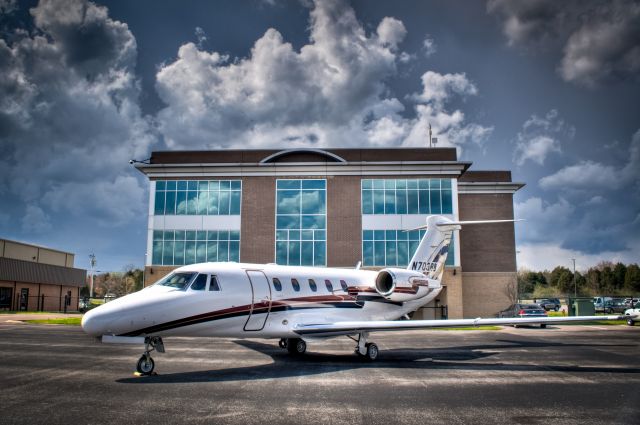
[624, 301, 640, 326]
[604, 298, 629, 314]
[593, 296, 613, 313]
[499, 304, 548, 328]
[536, 298, 561, 311]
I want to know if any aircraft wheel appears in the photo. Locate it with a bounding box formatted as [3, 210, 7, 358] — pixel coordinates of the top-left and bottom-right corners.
[627, 318, 635, 326]
[365, 343, 379, 361]
[287, 338, 306, 355]
[278, 338, 287, 349]
[540, 324, 547, 329]
[136, 355, 155, 375]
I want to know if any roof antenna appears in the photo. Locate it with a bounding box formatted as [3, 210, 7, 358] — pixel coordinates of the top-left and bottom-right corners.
[428, 123, 438, 148]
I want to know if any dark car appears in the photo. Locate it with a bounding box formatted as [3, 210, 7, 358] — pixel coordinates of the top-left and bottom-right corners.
[537, 298, 561, 311]
[499, 303, 548, 328]
[604, 299, 628, 314]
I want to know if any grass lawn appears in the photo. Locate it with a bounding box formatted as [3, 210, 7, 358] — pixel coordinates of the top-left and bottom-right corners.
[24, 318, 83, 326]
[1, 311, 82, 315]
[547, 310, 626, 325]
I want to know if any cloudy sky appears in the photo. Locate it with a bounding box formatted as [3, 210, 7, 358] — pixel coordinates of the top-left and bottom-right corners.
[0, 0, 638, 272]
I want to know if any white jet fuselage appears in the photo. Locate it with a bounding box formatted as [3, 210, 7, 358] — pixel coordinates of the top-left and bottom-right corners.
[81, 262, 441, 339]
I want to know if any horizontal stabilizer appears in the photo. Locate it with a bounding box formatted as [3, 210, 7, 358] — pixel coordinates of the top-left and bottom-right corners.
[405, 219, 523, 231]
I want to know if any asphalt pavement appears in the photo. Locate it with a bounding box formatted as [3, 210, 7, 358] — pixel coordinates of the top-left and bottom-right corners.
[0, 321, 638, 425]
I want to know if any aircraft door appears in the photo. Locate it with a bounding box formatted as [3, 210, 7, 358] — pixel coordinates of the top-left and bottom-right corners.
[244, 270, 272, 331]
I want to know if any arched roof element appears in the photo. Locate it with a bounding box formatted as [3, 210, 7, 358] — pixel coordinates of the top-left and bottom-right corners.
[259, 148, 347, 164]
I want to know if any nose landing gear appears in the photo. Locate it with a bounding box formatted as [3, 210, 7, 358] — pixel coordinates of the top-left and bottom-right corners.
[136, 336, 164, 375]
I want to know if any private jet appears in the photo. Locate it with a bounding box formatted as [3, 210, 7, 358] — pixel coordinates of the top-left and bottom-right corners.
[81, 215, 628, 375]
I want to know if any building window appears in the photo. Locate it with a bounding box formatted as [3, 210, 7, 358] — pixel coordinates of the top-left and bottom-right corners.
[361, 179, 453, 215]
[151, 230, 240, 265]
[154, 180, 242, 216]
[275, 179, 326, 266]
[362, 230, 455, 267]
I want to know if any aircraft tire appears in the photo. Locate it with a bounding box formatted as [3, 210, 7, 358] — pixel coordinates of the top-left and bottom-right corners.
[287, 338, 306, 355]
[627, 318, 635, 326]
[278, 338, 287, 349]
[540, 324, 547, 329]
[136, 355, 155, 375]
[365, 343, 378, 361]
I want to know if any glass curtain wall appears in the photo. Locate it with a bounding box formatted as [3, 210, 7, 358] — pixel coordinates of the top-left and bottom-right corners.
[361, 179, 453, 215]
[362, 230, 455, 267]
[152, 230, 240, 266]
[275, 180, 326, 266]
[154, 180, 242, 215]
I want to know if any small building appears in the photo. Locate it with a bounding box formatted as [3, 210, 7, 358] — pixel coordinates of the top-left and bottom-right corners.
[134, 147, 524, 319]
[0, 239, 87, 311]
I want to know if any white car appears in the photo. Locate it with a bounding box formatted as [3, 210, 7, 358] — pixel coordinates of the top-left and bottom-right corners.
[624, 302, 640, 326]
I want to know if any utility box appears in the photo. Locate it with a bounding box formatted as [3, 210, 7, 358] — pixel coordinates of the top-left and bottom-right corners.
[575, 299, 595, 316]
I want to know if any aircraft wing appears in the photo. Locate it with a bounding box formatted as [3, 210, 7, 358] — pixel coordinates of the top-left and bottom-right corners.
[293, 315, 629, 337]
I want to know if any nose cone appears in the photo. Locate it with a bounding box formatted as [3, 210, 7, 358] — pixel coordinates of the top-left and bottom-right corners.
[81, 306, 112, 337]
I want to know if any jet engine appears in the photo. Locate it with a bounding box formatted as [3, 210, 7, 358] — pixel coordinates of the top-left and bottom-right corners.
[374, 268, 435, 301]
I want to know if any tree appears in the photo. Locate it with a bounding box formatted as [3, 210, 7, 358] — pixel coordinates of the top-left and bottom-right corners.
[624, 264, 640, 293]
[612, 263, 627, 291]
[549, 266, 574, 294]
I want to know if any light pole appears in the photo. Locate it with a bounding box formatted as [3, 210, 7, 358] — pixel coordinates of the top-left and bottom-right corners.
[89, 253, 96, 298]
[571, 258, 577, 298]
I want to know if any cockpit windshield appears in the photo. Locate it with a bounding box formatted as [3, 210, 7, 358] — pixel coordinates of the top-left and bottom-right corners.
[154, 272, 196, 289]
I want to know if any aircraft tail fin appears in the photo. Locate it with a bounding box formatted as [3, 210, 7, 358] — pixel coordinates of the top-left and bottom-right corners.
[407, 216, 521, 282]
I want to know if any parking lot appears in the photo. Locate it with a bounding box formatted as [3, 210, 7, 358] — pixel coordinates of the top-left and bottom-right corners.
[0, 321, 638, 425]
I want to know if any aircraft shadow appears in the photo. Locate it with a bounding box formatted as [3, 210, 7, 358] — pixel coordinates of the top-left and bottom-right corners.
[116, 338, 639, 384]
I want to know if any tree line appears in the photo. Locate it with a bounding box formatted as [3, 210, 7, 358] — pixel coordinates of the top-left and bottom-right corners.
[518, 261, 640, 299]
[81, 265, 144, 298]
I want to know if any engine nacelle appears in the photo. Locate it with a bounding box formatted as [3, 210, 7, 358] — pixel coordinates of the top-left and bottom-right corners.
[374, 268, 435, 301]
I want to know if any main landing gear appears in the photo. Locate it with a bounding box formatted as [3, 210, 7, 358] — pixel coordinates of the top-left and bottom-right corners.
[351, 332, 378, 361]
[278, 333, 379, 361]
[279, 338, 307, 355]
[136, 336, 164, 375]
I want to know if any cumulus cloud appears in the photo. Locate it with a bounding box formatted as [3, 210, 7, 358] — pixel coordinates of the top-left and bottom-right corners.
[488, 0, 640, 86]
[376, 17, 406, 48]
[422, 35, 436, 57]
[560, 1, 640, 86]
[518, 129, 640, 260]
[539, 129, 640, 190]
[0, 0, 155, 234]
[513, 109, 572, 166]
[155, 0, 490, 151]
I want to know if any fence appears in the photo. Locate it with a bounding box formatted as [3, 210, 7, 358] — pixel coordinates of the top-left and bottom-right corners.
[0, 294, 80, 313]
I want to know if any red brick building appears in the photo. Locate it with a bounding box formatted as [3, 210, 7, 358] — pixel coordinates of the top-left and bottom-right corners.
[135, 148, 523, 319]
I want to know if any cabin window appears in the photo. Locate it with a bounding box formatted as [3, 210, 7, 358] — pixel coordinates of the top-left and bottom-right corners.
[191, 274, 207, 290]
[209, 275, 220, 291]
[340, 279, 348, 291]
[272, 278, 282, 291]
[309, 279, 317, 292]
[325, 279, 333, 292]
[156, 272, 196, 289]
[291, 278, 300, 292]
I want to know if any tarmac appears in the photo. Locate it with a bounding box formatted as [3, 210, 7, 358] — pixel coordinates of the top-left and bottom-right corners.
[0, 315, 639, 425]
